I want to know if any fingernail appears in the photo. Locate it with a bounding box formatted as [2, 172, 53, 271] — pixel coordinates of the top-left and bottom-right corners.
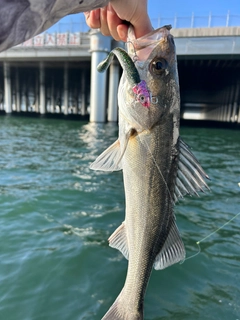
[118, 29, 127, 41]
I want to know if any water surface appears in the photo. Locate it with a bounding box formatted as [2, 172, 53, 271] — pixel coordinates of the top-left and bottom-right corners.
[0, 116, 239, 320]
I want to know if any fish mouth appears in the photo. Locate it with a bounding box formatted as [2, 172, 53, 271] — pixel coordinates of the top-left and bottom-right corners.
[127, 25, 172, 61]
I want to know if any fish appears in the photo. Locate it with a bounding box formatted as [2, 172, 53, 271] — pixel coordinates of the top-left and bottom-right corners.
[90, 25, 210, 320]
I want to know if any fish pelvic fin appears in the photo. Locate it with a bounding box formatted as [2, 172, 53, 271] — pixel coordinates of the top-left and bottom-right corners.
[108, 222, 129, 260]
[174, 137, 210, 201]
[90, 129, 134, 172]
[102, 289, 143, 320]
[154, 219, 185, 270]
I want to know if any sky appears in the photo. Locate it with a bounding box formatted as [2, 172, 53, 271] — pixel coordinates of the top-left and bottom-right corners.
[48, 0, 240, 33]
[148, 0, 240, 28]
[148, 0, 240, 17]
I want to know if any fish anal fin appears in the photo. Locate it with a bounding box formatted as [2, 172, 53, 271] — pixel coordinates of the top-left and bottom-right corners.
[108, 222, 129, 260]
[154, 220, 185, 270]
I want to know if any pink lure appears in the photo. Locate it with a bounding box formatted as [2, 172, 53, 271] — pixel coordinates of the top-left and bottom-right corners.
[132, 80, 151, 108]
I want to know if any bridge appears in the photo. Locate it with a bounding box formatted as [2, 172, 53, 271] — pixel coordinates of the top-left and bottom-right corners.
[0, 26, 239, 124]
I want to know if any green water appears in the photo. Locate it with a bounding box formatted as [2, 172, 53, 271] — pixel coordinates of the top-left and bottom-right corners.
[0, 116, 239, 320]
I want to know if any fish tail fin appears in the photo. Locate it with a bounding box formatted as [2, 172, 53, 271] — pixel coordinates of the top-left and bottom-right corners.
[102, 289, 143, 320]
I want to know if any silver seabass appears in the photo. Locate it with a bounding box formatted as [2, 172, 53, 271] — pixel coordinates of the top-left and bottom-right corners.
[91, 26, 209, 320]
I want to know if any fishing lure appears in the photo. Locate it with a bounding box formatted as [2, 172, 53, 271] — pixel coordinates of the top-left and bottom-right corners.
[132, 80, 151, 108]
[97, 47, 151, 108]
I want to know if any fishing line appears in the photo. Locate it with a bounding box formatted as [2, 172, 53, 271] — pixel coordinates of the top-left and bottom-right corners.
[141, 136, 174, 205]
[182, 211, 240, 263]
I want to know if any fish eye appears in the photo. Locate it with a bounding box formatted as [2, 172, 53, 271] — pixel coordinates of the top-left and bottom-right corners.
[155, 61, 164, 69]
[150, 58, 168, 75]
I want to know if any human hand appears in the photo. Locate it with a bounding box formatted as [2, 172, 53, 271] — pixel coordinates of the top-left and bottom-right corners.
[84, 0, 152, 41]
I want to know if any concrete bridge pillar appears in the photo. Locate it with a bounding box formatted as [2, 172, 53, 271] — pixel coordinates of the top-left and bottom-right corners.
[4, 62, 12, 113]
[238, 104, 240, 123]
[224, 105, 227, 122]
[50, 76, 55, 113]
[89, 30, 111, 122]
[222, 86, 231, 122]
[218, 106, 222, 121]
[35, 76, 39, 113]
[39, 62, 46, 114]
[63, 62, 68, 115]
[227, 104, 232, 122]
[107, 59, 119, 122]
[81, 70, 87, 115]
[223, 88, 229, 122]
[232, 102, 238, 122]
[221, 106, 225, 121]
[232, 83, 239, 122]
[107, 39, 123, 122]
[15, 68, 21, 112]
[227, 85, 236, 122]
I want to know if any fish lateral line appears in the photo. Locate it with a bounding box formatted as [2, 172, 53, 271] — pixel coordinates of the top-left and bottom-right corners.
[182, 211, 240, 263]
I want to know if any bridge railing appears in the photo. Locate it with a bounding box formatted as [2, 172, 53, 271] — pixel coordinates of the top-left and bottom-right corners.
[48, 11, 240, 33]
[151, 12, 240, 29]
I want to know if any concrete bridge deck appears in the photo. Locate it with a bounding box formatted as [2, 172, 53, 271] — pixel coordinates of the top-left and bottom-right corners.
[0, 27, 239, 123]
[0, 27, 239, 60]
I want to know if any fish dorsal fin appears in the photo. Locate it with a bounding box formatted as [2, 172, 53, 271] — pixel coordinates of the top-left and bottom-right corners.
[154, 220, 185, 270]
[174, 138, 210, 201]
[108, 222, 129, 260]
[89, 129, 134, 172]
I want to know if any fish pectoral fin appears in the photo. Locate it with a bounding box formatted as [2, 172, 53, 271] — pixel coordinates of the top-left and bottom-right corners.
[90, 129, 134, 172]
[174, 137, 210, 201]
[154, 220, 185, 270]
[108, 222, 129, 260]
[90, 139, 123, 171]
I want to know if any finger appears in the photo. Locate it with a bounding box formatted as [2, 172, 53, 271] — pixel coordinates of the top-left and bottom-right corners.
[84, 9, 100, 29]
[106, 4, 123, 41]
[99, 7, 110, 36]
[116, 24, 129, 42]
